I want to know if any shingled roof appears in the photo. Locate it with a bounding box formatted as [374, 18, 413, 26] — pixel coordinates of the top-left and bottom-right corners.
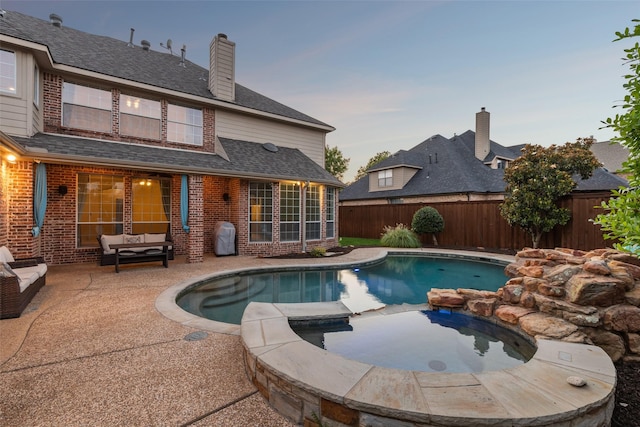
[0, 10, 333, 129]
[339, 130, 627, 201]
[9, 132, 341, 185]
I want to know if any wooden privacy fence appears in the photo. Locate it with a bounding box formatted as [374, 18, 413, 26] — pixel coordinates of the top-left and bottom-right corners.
[338, 192, 614, 252]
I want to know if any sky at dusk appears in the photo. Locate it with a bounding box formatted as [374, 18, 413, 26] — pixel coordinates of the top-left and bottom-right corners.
[3, 1, 638, 181]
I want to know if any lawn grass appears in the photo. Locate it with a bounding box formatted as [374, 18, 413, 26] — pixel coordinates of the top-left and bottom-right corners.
[339, 237, 381, 247]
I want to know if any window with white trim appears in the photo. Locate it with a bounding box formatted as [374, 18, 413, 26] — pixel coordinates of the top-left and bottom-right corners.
[0, 49, 16, 94]
[62, 82, 112, 133]
[378, 169, 393, 187]
[249, 182, 273, 242]
[325, 187, 335, 238]
[279, 183, 300, 242]
[305, 184, 321, 240]
[131, 177, 171, 234]
[77, 174, 124, 248]
[120, 94, 161, 140]
[167, 104, 203, 145]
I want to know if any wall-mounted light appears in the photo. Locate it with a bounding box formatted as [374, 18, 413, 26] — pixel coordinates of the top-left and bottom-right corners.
[222, 193, 230, 202]
[58, 185, 68, 196]
[6, 154, 16, 164]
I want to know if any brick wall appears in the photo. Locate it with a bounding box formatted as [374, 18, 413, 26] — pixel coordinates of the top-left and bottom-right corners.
[3, 160, 37, 258]
[0, 161, 8, 250]
[42, 72, 215, 153]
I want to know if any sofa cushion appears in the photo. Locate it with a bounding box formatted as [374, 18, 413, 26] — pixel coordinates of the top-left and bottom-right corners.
[13, 269, 40, 293]
[16, 264, 48, 279]
[144, 233, 172, 251]
[100, 234, 124, 255]
[0, 246, 15, 263]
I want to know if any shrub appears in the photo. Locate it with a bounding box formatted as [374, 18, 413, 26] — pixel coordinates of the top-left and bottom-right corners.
[309, 247, 326, 257]
[411, 206, 444, 245]
[380, 224, 421, 248]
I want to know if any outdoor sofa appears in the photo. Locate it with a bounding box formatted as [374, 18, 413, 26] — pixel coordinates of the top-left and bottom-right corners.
[98, 233, 174, 268]
[0, 246, 47, 319]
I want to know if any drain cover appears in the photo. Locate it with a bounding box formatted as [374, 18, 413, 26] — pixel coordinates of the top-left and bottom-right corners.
[184, 331, 208, 341]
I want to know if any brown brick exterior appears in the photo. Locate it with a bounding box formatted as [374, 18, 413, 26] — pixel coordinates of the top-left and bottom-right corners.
[1, 71, 337, 264]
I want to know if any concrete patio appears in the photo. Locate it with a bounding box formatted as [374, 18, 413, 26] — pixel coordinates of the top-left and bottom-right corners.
[0, 248, 383, 426]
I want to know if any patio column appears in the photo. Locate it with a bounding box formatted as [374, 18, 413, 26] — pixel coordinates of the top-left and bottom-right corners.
[186, 175, 203, 263]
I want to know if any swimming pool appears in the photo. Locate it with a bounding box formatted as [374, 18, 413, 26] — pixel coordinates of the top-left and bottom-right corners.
[176, 254, 508, 324]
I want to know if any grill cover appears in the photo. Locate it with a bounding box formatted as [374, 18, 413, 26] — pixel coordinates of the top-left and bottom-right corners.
[214, 221, 236, 256]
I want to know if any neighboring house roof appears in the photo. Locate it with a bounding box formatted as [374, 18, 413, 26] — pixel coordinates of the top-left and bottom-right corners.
[9, 133, 342, 186]
[0, 10, 332, 129]
[339, 130, 627, 201]
[590, 140, 629, 174]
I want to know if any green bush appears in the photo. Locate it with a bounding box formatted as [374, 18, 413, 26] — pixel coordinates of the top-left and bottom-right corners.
[309, 247, 327, 257]
[411, 206, 444, 245]
[380, 224, 421, 248]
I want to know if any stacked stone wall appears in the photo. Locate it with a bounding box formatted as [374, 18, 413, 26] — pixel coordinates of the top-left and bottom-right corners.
[428, 248, 640, 362]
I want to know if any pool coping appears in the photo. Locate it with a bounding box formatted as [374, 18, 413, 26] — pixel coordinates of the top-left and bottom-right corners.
[241, 301, 616, 426]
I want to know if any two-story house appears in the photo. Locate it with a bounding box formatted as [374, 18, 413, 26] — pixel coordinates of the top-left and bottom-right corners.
[340, 108, 627, 206]
[0, 10, 342, 265]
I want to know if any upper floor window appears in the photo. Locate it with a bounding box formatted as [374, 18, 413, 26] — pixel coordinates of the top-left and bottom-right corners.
[33, 64, 40, 106]
[378, 169, 393, 187]
[120, 95, 161, 140]
[0, 49, 16, 94]
[168, 104, 203, 145]
[62, 82, 112, 133]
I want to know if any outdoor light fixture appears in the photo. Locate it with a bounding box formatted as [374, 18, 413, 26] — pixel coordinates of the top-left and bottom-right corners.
[6, 154, 16, 164]
[58, 185, 68, 196]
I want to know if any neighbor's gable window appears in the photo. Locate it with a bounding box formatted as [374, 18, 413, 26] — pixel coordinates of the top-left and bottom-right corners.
[378, 169, 393, 187]
[62, 82, 112, 133]
[305, 184, 321, 240]
[0, 49, 16, 94]
[77, 173, 124, 247]
[167, 104, 203, 145]
[131, 177, 170, 234]
[249, 182, 273, 242]
[120, 94, 161, 140]
[279, 183, 300, 242]
[325, 187, 335, 238]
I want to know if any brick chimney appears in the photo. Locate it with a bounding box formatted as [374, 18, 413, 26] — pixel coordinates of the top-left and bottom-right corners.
[209, 33, 235, 102]
[475, 107, 490, 161]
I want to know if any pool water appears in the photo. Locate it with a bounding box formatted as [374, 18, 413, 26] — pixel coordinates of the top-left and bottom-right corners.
[292, 310, 536, 373]
[177, 255, 507, 325]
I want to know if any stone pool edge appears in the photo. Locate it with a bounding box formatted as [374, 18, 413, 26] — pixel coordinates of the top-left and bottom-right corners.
[241, 301, 616, 427]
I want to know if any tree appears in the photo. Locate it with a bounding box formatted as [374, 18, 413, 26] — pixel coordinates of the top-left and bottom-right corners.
[354, 151, 391, 181]
[594, 20, 640, 257]
[325, 145, 350, 182]
[500, 139, 600, 249]
[411, 206, 445, 245]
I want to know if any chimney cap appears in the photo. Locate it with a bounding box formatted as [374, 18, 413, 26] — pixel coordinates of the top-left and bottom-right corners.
[49, 13, 63, 27]
[217, 33, 228, 39]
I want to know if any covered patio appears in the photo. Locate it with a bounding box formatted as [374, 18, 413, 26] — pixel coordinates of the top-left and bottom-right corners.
[0, 249, 381, 426]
